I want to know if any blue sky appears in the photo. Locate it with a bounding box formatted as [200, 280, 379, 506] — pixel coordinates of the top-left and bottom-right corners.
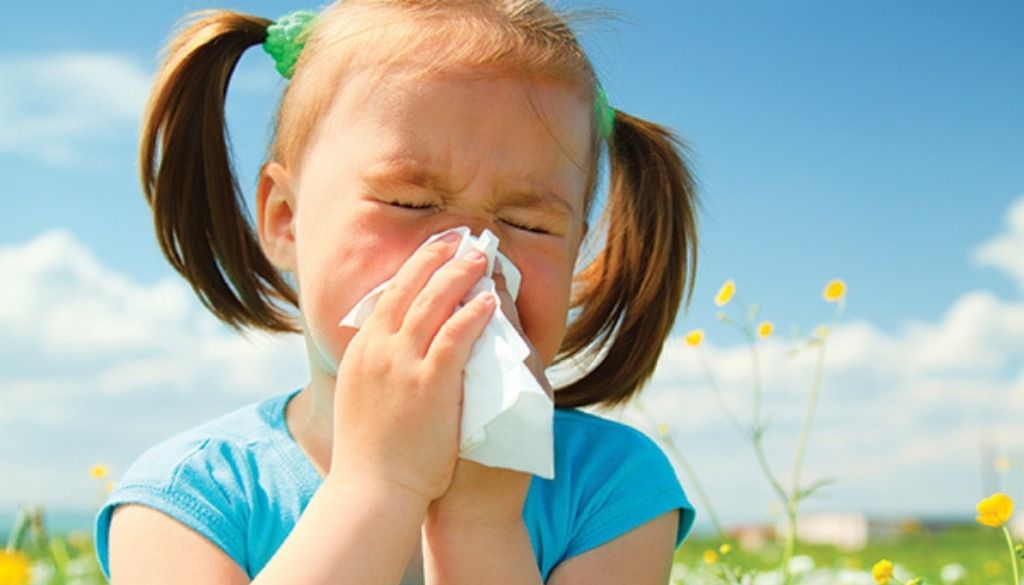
[1, 1, 1023, 535]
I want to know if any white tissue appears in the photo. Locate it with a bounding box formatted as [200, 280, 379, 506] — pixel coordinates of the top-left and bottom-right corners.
[338, 226, 554, 479]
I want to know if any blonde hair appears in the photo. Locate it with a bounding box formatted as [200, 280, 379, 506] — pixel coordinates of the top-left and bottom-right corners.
[140, 0, 700, 409]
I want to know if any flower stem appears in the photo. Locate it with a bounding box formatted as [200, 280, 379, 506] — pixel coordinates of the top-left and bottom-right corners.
[790, 338, 826, 504]
[632, 400, 729, 540]
[697, 349, 746, 436]
[1004, 525, 1021, 585]
[748, 338, 763, 432]
[5, 505, 28, 553]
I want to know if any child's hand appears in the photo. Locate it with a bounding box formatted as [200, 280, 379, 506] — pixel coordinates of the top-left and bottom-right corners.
[426, 267, 553, 526]
[328, 233, 496, 505]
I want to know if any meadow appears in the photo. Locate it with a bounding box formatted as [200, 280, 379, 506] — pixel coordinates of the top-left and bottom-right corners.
[1, 507, 1020, 585]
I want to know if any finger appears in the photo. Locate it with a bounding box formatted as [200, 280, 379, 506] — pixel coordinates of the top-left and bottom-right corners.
[364, 232, 462, 333]
[402, 249, 490, 356]
[426, 290, 496, 381]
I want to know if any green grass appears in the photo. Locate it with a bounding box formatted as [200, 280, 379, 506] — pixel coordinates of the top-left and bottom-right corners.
[3, 516, 1020, 584]
[677, 525, 1020, 584]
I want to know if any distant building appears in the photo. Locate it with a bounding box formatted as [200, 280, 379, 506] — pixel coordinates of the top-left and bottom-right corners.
[729, 512, 980, 552]
[727, 523, 776, 551]
[777, 512, 870, 551]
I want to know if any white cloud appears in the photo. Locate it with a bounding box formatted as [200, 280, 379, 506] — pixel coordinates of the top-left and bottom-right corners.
[0, 52, 151, 165]
[972, 194, 1024, 293]
[0, 231, 307, 509]
[585, 199, 1024, 526]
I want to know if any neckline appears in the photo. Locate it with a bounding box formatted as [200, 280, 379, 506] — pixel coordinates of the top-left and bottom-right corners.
[269, 388, 325, 496]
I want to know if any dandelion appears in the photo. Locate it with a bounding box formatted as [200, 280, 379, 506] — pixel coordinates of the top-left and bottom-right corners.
[718, 543, 732, 555]
[0, 550, 31, 585]
[872, 559, 894, 584]
[702, 550, 719, 565]
[715, 280, 735, 307]
[977, 492, 1014, 528]
[823, 279, 846, 302]
[976, 493, 1020, 585]
[788, 555, 815, 575]
[814, 324, 830, 339]
[757, 321, 773, 338]
[685, 329, 704, 347]
[90, 464, 109, 479]
[656, 423, 670, 438]
[939, 563, 966, 584]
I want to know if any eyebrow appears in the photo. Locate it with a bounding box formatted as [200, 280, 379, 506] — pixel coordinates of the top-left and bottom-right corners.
[361, 163, 577, 216]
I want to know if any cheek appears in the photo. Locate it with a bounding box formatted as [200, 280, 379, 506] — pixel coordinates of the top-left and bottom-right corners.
[512, 252, 574, 365]
[294, 219, 422, 363]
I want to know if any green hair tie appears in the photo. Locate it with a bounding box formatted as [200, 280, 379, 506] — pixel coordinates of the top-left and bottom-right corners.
[263, 11, 319, 80]
[594, 84, 615, 141]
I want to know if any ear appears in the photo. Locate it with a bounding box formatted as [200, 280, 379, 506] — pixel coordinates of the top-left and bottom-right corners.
[256, 161, 297, 272]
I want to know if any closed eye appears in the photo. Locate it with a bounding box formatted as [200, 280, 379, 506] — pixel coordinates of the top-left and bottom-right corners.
[386, 200, 437, 210]
[500, 218, 551, 235]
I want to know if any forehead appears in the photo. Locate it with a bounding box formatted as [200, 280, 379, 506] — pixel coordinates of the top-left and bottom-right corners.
[301, 64, 594, 202]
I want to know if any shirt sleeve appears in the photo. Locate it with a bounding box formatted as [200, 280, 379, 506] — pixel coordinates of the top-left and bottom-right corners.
[93, 437, 249, 581]
[563, 423, 697, 561]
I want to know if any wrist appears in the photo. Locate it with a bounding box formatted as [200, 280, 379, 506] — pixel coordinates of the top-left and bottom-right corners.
[425, 502, 526, 536]
[322, 471, 432, 518]
[424, 513, 528, 549]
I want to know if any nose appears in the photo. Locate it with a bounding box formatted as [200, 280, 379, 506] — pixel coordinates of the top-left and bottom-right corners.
[437, 210, 499, 239]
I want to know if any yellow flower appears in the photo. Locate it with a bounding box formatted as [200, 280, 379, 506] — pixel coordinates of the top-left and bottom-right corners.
[656, 423, 670, 438]
[0, 550, 31, 585]
[757, 321, 773, 338]
[994, 455, 1011, 473]
[823, 279, 846, 302]
[906, 579, 922, 585]
[983, 559, 1003, 576]
[718, 543, 732, 555]
[814, 325, 830, 339]
[976, 492, 1014, 527]
[872, 559, 894, 584]
[90, 464, 109, 479]
[702, 550, 719, 565]
[106, 481, 116, 494]
[67, 530, 90, 551]
[715, 280, 736, 307]
[685, 329, 704, 347]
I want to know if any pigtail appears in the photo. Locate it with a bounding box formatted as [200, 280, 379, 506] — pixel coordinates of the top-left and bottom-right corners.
[140, 10, 300, 333]
[554, 109, 700, 409]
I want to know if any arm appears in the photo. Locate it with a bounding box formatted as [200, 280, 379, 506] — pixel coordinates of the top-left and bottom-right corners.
[423, 515, 544, 585]
[546, 510, 679, 585]
[108, 476, 429, 585]
[422, 508, 678, 585]
[108, 225, 502, 584]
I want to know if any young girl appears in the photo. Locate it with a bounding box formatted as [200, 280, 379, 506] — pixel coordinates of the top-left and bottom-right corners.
[95, 1, 700, 583]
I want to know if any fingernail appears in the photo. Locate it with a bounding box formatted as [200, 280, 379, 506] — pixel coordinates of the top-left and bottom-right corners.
[465, 250, 486, 263]
[440, 232, 460, 243]
[493, 260, 503, 276]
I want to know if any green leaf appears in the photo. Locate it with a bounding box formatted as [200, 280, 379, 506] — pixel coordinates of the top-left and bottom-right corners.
[795, 477, 838, 501]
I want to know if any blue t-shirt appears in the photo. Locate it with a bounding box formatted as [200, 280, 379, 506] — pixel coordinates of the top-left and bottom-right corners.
[94, 388, 696, 581]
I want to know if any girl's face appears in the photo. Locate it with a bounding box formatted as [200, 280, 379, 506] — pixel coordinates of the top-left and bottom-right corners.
[264, 66, 592, 376]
